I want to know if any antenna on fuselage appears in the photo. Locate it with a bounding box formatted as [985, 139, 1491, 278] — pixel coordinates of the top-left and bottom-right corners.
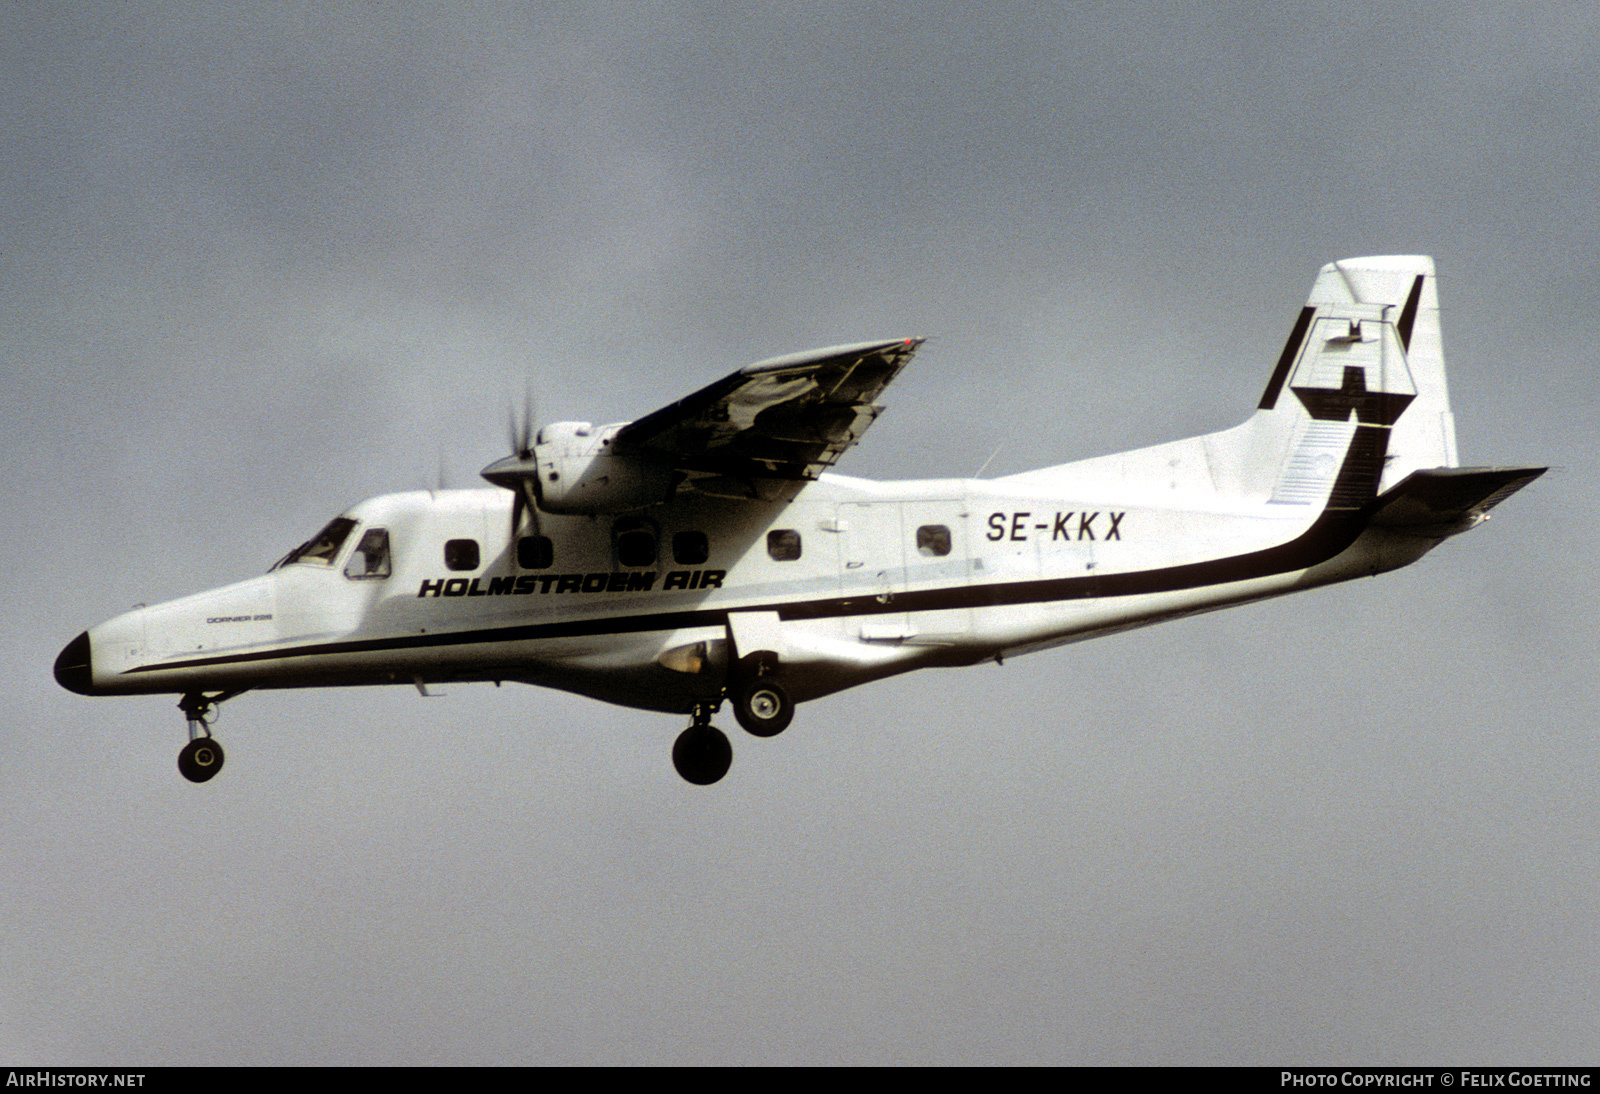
[974, 439, 1005, 478]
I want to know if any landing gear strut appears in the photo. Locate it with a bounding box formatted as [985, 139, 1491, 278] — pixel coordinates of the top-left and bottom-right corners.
[672, 702, 732, 786]
[176, 691, 234, 784]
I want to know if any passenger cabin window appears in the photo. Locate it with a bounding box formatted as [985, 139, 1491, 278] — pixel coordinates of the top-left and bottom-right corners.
[673, 531, 709, 566]
[767, 529, 802, 561]
[277, 516, 357, 569]
[444, 538, 480, 571]
[916, 524, 952, 557]
[344, 528, 392, 579]
[613, 518, 658, 568]
[518, 535, 554, 570]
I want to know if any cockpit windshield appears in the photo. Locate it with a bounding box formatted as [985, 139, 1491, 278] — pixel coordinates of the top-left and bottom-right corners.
[272, 516, 357, 570]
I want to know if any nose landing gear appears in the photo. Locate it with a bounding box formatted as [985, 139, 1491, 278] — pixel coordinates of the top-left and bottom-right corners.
[178, 736, 225, 783]
[176, 691, 238, 784]
[672, 702, 733, 786]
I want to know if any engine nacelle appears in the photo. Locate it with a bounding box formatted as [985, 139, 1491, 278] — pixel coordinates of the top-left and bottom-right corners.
[528, 422, 677, 514]
[534, 449, 677, 513]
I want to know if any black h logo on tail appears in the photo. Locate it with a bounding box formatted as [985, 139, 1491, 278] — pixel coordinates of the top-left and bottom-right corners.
[1292, 366, 1416, 510]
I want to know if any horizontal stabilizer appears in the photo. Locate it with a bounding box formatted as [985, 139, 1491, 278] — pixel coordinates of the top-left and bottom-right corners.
[1369, 466, 1546, 536]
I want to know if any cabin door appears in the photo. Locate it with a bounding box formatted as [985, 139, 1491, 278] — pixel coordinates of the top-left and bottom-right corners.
[837, 501, 910, 641]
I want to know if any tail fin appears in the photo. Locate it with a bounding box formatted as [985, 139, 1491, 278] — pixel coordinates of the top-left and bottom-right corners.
[1249, 255, 1458, 509]
[1003, 256, 1461, 511]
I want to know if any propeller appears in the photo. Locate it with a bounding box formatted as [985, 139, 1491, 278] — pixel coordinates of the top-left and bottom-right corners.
[495, 387, 542, 542]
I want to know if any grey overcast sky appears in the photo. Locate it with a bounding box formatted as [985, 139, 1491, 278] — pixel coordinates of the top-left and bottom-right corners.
[3, 1, 1595, 1064]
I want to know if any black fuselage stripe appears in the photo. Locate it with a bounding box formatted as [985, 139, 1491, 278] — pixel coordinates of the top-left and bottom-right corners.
[122, 505, 1367, 676]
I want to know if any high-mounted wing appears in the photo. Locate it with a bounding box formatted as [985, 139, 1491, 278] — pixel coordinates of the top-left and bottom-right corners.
[613, 338, 921, 486]
[481, 337, 922, 514]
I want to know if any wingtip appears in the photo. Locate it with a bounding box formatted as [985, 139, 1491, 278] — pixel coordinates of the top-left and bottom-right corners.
[740, 337, 923, 374]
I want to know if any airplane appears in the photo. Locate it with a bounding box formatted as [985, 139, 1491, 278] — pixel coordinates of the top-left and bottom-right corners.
[54, 255, 1544, 786]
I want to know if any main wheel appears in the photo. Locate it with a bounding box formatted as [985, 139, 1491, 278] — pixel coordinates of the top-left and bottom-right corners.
[178, 737, 225, 783]
[672, 724, 733, 785]
[733, 677, 794, 738]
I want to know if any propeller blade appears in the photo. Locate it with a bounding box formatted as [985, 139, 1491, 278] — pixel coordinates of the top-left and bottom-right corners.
[521, 479, 541, 537]
[512, 386, 536, 458]
[509, 476, 540, 541]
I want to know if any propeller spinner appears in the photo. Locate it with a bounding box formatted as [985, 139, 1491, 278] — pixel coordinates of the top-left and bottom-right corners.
[482, 391, 542, 541]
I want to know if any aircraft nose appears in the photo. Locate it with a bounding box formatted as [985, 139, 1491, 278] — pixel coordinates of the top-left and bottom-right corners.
[54, 631, 94, 695]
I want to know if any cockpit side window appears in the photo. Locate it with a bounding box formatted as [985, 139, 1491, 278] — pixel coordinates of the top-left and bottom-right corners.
[344, 528, 392, 579]
[275, 516, 357, 569]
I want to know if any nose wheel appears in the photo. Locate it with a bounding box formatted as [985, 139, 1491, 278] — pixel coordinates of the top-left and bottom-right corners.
[176, 691, 239, 784]
[672, 703, 732, 785]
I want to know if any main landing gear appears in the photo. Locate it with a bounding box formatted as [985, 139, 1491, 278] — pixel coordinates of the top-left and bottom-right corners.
[731, 676, 794, 738]
[670, 657, 799, 786]
[176, 691, 236, 784]
[729, 649, 794, 738]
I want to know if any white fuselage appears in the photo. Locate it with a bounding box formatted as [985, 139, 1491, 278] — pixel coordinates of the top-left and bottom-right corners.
[72, 464, 1423, 715]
